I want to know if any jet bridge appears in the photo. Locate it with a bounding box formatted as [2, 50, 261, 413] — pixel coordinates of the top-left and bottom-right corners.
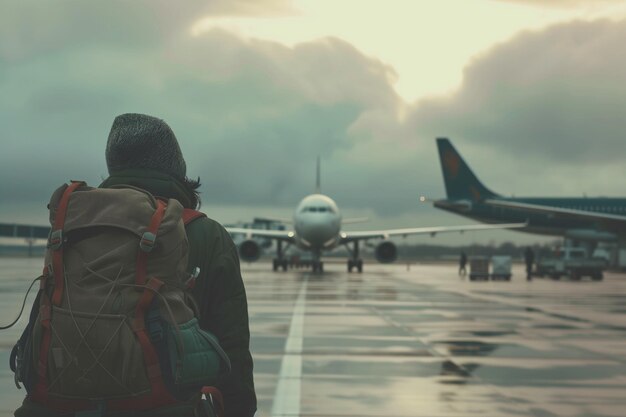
[0, 223, 50, 256]
[0, 224, 50, 240]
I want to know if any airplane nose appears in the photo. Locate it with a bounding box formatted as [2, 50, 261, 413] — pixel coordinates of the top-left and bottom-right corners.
[300, 217, 337, 243]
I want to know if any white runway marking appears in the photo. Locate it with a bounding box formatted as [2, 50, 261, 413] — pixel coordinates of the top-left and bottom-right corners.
[271, 277, 308, 417]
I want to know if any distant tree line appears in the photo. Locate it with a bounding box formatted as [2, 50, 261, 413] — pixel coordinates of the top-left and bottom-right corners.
[1, 240, 560, 261]
[391, 241, 558, 261]
[298, 240, 559, 261]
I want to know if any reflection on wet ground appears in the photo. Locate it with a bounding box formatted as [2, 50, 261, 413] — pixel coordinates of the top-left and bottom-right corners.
[1, 259, 626, 416]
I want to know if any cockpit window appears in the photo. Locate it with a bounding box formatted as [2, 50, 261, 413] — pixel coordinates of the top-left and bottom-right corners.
[301, 206, 334, 213]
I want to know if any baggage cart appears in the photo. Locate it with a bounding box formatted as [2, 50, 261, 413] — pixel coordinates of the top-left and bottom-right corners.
[469, 256, 489, 281]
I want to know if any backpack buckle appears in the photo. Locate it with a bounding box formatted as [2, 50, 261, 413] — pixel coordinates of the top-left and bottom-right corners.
[139, 232, 156, 252]
[47, 230, 63, 250]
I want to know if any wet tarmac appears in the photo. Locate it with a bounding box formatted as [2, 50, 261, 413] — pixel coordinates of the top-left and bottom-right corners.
[1, 257, 626, 416]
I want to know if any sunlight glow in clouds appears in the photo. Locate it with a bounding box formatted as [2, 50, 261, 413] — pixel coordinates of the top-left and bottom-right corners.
[191, 0, 626, 103]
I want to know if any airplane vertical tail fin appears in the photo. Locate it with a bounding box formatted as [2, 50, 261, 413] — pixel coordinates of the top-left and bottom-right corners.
[436, 138, 498, 201]
[315, 156, 321, 193]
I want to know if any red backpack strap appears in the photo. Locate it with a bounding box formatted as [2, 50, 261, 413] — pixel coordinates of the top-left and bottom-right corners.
[34, 182, 91, 407]
[49, 180, 85, 306]
[182, 208, 206, 225]
[107, 277, 178, 411]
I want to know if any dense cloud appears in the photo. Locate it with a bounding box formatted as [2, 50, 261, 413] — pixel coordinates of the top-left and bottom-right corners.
[0, 0, 293, 62]
[1, 2, 625, 239]
[0, 2, 412, 217]
[409, 19, 626, 196]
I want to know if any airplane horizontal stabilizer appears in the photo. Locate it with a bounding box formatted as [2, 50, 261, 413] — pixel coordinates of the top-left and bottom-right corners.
[342, 217, 369, 224]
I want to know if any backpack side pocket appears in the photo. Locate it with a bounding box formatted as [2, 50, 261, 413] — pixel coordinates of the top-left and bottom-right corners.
[10, 289, 41, 392]
[166, 318, 231, 387]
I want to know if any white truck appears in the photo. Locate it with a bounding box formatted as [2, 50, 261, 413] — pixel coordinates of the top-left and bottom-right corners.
[535, 247, 606, 281]
[491, 255, 512, 280]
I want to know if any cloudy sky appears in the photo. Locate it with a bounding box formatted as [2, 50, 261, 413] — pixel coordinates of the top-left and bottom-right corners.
[1, 0, 625, 246]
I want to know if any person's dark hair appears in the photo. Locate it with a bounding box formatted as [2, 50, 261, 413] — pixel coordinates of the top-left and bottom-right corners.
[184, 176, 202, 209]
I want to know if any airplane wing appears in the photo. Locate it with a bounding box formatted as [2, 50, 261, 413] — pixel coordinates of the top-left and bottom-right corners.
[226, 227, 296, 242]
[340, 221, 527, 243]
[484, 199, 626, 224]
[342, 217, 369, 224]
[252, 216, 293, 224]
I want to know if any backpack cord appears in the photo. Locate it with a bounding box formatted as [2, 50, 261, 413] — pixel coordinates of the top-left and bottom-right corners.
[0, 276, 41, 330]
[117, 282, 186, 358]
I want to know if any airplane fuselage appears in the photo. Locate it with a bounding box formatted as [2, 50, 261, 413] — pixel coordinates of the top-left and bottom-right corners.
[293, 194, 342, 252]
[435, 197, 626, 241]
[434, 138, 626, 244]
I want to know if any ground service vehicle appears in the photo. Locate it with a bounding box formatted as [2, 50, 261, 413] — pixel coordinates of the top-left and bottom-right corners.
[491, 256, 512, 280]
[535, 247, 605, 281]
[469, 256, 490, 281]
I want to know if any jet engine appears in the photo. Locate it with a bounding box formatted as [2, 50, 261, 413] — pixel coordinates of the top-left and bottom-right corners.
[375, 241, 397, 263]
[239, 239, 261, 262]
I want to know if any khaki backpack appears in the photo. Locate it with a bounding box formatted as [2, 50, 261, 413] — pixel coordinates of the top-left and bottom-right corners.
[11, 181, 229, 415]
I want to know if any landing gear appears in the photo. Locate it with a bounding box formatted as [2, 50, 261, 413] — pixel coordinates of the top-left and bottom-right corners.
[347, 259, 363, 273]
[309, 250, 324, 274]
[312, 261, 324, 273]
[346, 240, 363, 273]
[273, 258, 288, 271]
[272, 240, 290, 271]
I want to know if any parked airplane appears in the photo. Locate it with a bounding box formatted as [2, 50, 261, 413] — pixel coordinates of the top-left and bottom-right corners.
[226, 158, 525, 273]
[432, 138, 626, 244]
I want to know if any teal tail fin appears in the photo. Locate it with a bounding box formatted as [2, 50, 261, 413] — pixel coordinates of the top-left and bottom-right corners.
[436, 138, 498, 201]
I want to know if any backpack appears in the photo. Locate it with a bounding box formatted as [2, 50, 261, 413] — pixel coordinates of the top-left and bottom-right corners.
[10, 181, 230, 415]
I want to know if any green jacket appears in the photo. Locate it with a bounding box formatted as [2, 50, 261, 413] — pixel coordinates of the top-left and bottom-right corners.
[101, 169, 257, 417]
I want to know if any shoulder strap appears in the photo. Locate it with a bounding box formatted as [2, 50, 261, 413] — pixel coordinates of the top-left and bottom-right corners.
[182, 208, 206, 225]
[49, 180, 85, 306]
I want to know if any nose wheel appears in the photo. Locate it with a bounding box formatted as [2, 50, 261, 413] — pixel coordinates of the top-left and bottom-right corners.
[273, 258, 289, 271]
[312, 260, 324, 273]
